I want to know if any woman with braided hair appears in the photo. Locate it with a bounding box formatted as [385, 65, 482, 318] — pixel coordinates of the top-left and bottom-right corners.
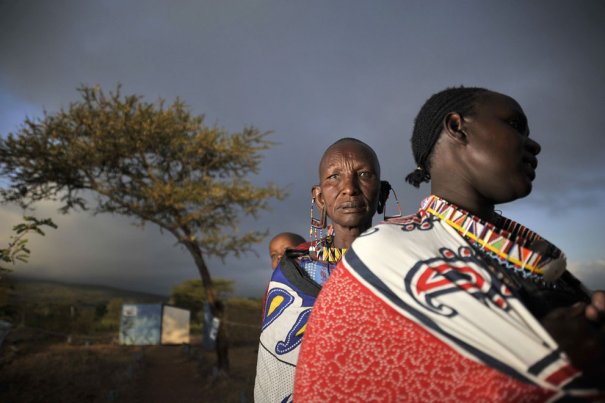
[294, 87, 605, 401]
[254, 137, 393, 402]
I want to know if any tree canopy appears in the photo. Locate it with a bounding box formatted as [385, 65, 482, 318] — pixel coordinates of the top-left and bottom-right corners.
[0, 85, 283, 260]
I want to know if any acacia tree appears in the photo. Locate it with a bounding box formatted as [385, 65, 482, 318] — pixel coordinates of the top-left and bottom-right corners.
[0, 85, 284, 371]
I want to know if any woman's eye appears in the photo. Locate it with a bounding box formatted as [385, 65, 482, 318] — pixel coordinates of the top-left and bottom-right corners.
[507, 119, 526, 133]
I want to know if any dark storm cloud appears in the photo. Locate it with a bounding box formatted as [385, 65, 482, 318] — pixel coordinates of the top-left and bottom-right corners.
[1, 0, 604, 295]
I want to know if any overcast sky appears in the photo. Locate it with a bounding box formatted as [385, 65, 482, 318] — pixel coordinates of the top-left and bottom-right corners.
[1, 0, 604, 297]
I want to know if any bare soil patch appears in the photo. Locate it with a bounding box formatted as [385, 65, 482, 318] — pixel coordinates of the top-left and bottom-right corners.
[0, 335, 139, 402]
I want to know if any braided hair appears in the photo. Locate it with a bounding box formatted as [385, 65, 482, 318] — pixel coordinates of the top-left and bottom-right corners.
[405, 86, 489, 187]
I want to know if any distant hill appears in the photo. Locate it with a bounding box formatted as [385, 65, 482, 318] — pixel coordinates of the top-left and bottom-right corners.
[10, 276, 167, 306]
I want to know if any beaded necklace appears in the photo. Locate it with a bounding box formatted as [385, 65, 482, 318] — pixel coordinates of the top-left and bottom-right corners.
[309, 235, 347, 264]
[421, 195, 566, 282]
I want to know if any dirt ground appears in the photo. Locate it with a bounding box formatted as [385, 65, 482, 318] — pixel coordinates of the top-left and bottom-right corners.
[0, 328, 259, 403]
[136, 344, 257, 403]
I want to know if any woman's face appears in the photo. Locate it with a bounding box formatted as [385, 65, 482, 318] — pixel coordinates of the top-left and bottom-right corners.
[315, 141, 381, 235]
[460, 92, 541, 204]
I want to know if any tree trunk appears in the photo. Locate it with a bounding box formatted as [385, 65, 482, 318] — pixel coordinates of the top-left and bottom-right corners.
[183, 240, 230, 374]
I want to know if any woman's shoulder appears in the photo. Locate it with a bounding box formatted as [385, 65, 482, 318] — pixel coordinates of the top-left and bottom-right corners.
[380, 209, 433, 228]
[349, 210, 447, 267]
[293, 240, 313, 251]
[357, 210, 437, 242]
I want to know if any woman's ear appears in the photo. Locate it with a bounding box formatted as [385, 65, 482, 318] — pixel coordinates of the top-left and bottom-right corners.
[444, 112, 467, 144]
[311, 185, 327, 229]
[311, 185, 324, 209]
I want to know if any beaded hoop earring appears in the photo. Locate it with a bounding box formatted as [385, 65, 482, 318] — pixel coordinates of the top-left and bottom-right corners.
[384, 189, 403, 220]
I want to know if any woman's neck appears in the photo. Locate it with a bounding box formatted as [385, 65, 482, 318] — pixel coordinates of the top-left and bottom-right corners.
[430, 162, 500, 223]
[432, 188, 496, 223]
[332, 225, 370, 249]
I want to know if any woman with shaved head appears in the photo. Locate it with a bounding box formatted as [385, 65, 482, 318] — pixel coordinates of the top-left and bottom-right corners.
[295, 87, 605, 401]
[254, 137, 393, 402]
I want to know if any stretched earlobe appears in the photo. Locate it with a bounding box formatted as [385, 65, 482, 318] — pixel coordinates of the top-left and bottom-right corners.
[311, 185, 323, 208]
[376, 180, 390, 214]
[310, 185, 327, 232]
[444, 112, 467, 144]
[379, 180, 403, 220]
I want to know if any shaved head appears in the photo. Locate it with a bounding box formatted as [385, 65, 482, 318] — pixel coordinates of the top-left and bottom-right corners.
[319, 138, 381, 180]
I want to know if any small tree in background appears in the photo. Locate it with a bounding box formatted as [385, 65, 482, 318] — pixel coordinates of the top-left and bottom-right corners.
[0, 216, 56, 319]
[0, 85, 285, 372]
[0, 216, 57, 274]
[99, 297, 125, 331]
[170, 278, 234, 321]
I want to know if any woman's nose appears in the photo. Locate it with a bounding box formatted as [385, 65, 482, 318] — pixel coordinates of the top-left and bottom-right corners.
[341, 174, 360, 194]
[526, 137, 541, 156]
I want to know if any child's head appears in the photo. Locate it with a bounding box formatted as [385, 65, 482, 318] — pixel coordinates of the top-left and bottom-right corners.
[269, 232, 305, 269]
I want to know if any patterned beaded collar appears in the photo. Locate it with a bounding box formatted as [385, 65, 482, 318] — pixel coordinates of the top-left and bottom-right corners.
[309, 235, 347, 264]
[421, 195, 566, 282]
